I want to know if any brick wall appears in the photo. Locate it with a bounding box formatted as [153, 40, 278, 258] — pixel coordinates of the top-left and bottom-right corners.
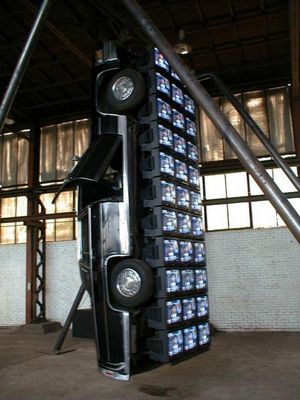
[0, 227, 299, 330]
[206, 227, 300, 331]
[0, 244, 26, 326]
[46, 241, 90, 324]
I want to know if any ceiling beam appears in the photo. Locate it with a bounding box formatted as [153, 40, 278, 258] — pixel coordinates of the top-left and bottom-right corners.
[289, 0, 300, 98]
[23, 0, 92, 69]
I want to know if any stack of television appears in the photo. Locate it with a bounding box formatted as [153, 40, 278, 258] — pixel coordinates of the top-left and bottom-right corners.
[139, 47, 210, 362]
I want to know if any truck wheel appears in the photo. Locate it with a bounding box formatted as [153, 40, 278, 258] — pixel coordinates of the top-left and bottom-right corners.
[104, 68, 145, 112]
[110, 259, 153, 307]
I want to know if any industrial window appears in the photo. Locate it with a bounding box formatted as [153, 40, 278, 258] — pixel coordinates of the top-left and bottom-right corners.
[0, 196, 27, 244]
[39, 191, 76, 242]
[199, 87, 294, 162]
[0, 119, 89, 245]
[0, 131, 29, 188]
[39, 119, 90, 183]
[202, 167, 300, 231]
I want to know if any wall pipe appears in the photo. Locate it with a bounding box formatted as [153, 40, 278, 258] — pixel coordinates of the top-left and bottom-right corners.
[122, 0, 300, 243]
[0, 0, 53, 133]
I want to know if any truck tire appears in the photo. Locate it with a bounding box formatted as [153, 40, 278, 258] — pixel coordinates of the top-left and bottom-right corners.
[110, 259, 153, 307]
[104, 68, 145, 112]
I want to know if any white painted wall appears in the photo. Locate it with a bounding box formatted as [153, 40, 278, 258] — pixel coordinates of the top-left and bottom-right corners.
[0, 244, 26, 326]
[206, 227, 300, 331]
[46, 241, 90, 325]
[0, 227, 299, 331]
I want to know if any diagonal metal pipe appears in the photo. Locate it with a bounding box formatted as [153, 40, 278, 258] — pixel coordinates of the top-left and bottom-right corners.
[198, 72, 300, 193]
[122, 0, 300, 244]
[0, 0, 53, 133]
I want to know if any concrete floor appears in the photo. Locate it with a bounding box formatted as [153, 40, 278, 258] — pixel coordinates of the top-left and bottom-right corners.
[0, 328, 299, 400]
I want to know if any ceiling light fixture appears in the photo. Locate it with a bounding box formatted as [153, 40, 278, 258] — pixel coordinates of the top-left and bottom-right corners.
[174, 29, 192, 55]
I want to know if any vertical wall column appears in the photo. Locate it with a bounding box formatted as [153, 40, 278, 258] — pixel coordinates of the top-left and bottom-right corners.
[25, 125, 46, 324]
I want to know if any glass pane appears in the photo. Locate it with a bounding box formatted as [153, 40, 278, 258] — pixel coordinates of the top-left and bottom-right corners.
[266, 87, 294, 153]
[57, 122, 74, 180]
[45, 219, 55, 241]
[252, 201, 277, 228]
[206, 204, 228, 230]
[228, 202, 250, 228]
[273, 167, 298, 193]
[74, 119, 90, 157]
[16, 223, 27, 243]
[222, 95, 245, 159]
[55, 218, 74, 241]
[244, 91, 269, 156]
[2, 133, 17, 187]
[249, 169, 273, 195]
[278, 198, 300, 226]
[17, 137, 29, 185]
[199, 106, 224, 162]
[204, 174, 226, 199]
[56, 191, 74, 213]
[289, 198, 300, 214]
[1, 197, 16, 217]
[40, 193, 55, 214]
[1, 223, 15, 244]
[40, 125, 56, 182]
[16, 197, 27, 216]
[225, 172, 248, 197]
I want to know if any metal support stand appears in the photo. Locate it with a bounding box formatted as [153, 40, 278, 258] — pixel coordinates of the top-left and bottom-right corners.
[122, 0, 300, 244]
[53, 283, 86, 354]
[198, 72, 300, 193]
[0, 0, 53, 132]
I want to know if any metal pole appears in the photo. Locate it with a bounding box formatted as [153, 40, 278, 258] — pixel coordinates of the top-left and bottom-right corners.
[53, 283, 86, 354]
[198, 72, 300, 193]
[0, 0, 53, 133]
[122, 0, 300, 244]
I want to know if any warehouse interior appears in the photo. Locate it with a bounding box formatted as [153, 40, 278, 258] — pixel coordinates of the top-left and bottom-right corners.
[0, 0, 299, 399]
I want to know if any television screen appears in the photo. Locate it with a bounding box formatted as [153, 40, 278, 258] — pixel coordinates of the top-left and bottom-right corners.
[190, 191, 202, 211]
[187, 142, 198, 161]
[191, 216, 204, 236]
[188, 165, 200, 186]
[194, 242, 205, 263]
[184, 95, 195, 115]
[166, 299, 182, 325]
[176, 185, 190, 208]
[166, 270, 181, 293]
[157, 98, 172, 122]
[196, 295, 209, 317]
[179, 240, 193, 262]
[175, 159, 188, 182]
[195, 268, 208, 290]
[161, 181, 176, 205]
[186, 117, 196, 137]
[184, 326, 197, 351]
[156, 72, 170, 96]
[198, 322, 210, 346]
[168, 330, 183, 357]
[154, 47, 169, 72]
[159, 125, 173, 148]
[160, 152, 175, 176]
[162, 209, 177, 233]
[163, 239, 179, 262]
[171, 69, 180, 81]
[173, 133, 186, 156]
[172, 109, 185, 130]
[177, 212, 191, 234]
[172, 84, 184, 106]
[182, 298, 196, 320]
[181, 269, 194, 291]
